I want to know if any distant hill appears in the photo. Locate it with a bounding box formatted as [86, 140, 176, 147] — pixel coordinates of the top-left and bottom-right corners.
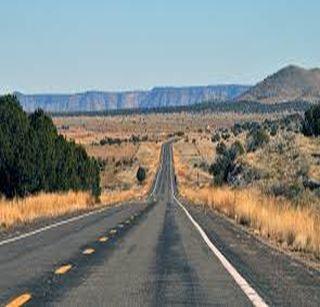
[15, 85, 250, 113]
[238, 65, 320, 104]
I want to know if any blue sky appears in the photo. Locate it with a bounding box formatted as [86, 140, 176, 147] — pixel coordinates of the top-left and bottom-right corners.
[0, 0, 319, 94]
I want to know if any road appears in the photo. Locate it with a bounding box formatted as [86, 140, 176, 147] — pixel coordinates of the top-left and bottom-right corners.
[1, 142, 320, 306]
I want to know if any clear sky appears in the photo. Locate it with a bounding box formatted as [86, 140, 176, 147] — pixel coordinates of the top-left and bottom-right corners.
[0, 0, 319, 94]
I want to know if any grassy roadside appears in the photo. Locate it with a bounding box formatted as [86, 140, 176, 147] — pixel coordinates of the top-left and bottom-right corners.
[173, 141, 320, 260]
[0, 142, 161, 230]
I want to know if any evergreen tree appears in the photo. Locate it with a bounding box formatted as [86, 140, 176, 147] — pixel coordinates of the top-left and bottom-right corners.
[0, 95, 101, 199]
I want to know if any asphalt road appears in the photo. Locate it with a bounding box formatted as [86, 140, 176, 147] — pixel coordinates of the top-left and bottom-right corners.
[1, 142, 320, 306]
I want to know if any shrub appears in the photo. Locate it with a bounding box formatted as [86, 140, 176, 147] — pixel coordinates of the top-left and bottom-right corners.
[246, 128, 270, 152]
[136, 166, 146, 183]
[269, 181, 304, 200]
[211, 133, 221, 143]
[302, 104, 320, 136]
[231, 123, 242, 136]
[231, 140, 245, 156]
[221, 132, 231, 140]
[210, 149, 237, 186]
[216, 142, 227, 155]
[270, 124, 278, 136]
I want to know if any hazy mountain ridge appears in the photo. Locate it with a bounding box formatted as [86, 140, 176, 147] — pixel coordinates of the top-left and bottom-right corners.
[15, 85, 250, 113]
[238, 65, 320, 104]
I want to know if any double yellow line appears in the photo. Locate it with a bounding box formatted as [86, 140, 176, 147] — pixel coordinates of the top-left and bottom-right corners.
[6, 218, 137, 306]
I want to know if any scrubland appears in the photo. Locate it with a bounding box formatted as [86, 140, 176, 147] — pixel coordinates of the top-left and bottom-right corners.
[0, 140, 160, 230]
[173, 120, 320, 260]
[0, 114, 162, 229]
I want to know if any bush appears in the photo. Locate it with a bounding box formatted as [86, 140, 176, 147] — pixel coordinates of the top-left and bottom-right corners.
[246, 128, 270, 152]
[0, 95, 101, 199]
[269, 181, 304, 200]
[302, 104, 320, 136]
[231, 123, 242, 136]
[136, 166, 146, 183]
[211, 133, 221, 143]
[210, 148, 237, 186]
[231, 140, 245, 156]
[221, 132, 231, 140]
[270, 124, 278, 136]
[216, 142, 227, 155]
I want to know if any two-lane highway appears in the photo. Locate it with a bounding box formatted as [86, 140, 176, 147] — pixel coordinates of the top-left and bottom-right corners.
[1, 142, 320, 306]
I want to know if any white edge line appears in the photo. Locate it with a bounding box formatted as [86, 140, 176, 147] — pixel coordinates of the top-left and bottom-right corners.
[0, 143, 166, 247]
[151, 143, 165, 196]
[169, 144, 268, 307]
[0, 206, 110, 247]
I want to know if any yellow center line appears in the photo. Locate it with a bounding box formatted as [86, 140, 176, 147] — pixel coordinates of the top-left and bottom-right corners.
[5, 293, 31, 307]
[99, 236, 108, 242]
[55, 264, 72, 275]
[109, 229, 117, 235]
[82, 248, 95, 255]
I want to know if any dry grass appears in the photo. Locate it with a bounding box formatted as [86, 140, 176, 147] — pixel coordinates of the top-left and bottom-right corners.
[0, 191, 97, 229]
[86, 142, 139, 161]
[296, 134, 320, 181]
[0, 141, 161, 229]
[99, 141, 162, 203]
[173, 142, 320, 258]
[180, 186, 320, 257]
[54, 112, 280, 144]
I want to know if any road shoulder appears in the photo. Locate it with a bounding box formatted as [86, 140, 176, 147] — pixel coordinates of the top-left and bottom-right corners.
[181, 199, 320, 306]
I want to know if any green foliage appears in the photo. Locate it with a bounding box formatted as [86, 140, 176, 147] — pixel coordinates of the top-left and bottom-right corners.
[302, 104, 320, 136]
[221, 130, 231, 140]
[231, 140, 245, 156]
[270, 124, 278, 136]
[216, 142, 227, 155]
[211, 133, 221, 143]
[0, 95, 101, 199]
[136, 166, 146, 183]
[246, 128, 270, 152]
[210, 147, 237, 186]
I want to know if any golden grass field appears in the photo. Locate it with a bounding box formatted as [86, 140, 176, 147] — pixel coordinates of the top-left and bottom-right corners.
[173, 136, 320, 259]
[53, 112, 279, 142]
[0, 191, 95, 228]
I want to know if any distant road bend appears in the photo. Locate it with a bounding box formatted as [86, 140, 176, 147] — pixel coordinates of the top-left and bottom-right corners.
[1, 142, 320, 306]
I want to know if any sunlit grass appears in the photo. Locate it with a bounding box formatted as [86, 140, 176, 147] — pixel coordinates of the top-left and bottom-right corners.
[174, 143, 320, 258]
[0, 191, 95, 228]
[0, 142, 161, 229]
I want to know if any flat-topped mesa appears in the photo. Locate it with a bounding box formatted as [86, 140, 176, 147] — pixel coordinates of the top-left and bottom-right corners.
[14, 85, 250, 113]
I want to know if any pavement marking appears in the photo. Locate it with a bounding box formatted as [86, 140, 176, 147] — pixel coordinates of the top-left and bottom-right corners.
[109, 229, 117, 235]
[82, 248, 95, 255]
[0, 206, 112, 247]
[5, 293, 32, 307]
[99, 236, 108, 242]
[0, 142, 166, 248]
[168, 145, 268, 307]
[151, 145, 164, 196]
[55, 264, 72, 275]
